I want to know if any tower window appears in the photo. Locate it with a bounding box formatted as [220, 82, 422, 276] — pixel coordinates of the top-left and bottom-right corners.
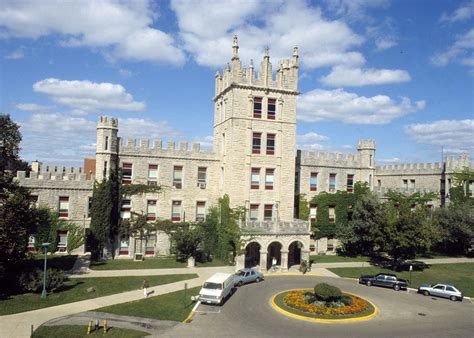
[105, 136, 109, 150]
[265, 168, 274, 190]
[253, 97, 262, 118]
[251, 168, 260, 189]
[252, 133, 261, 154]
[267, 98, 276, 120]
[266, 134, 275, 155]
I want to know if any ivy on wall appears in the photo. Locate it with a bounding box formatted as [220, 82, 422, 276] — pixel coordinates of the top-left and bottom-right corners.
[305, 182, 370, 239]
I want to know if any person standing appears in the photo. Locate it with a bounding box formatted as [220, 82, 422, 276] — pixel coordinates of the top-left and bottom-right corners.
[272, 257, 277, 271]
[142, 279, 149, 298]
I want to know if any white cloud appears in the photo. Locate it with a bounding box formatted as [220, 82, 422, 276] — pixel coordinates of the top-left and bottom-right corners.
[118, 118, 181, 141]
[377, 157, 401, 163]
[16, 103, 53, 112]
[171, 0, 364, 69]
[32, 78, 145, 113]
[320, 66, 411, 86]
[298, 88, 425, 124]
[192, 135, 214, 151]
[0, 0, 184, 64]
[405, 119, 474, 154]
[374, 36, 398, 51]
[323, 0, 389, 21]
[431, 28, 474, 69]
[4, 47, 24, 59]
[297, 132, 330, 143]
[440, 1, 474, 23]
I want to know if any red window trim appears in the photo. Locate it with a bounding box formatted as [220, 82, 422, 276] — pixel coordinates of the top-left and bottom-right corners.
[267, 98, 276, 120]
[253, 97, 262, 118]
[251, 168, 260, 189]
[123, 163, 133, 169]
[252, 133, 261, 154]
[265, 168, 274, 190]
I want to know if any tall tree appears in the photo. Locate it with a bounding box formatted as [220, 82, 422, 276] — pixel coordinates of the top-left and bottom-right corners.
[89, 178, 114, 259]
[0, 114, 28, 173]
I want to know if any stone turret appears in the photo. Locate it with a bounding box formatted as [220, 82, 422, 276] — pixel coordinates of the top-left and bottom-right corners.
[96, 116, 118, 181]
[357, 140, 376, 188]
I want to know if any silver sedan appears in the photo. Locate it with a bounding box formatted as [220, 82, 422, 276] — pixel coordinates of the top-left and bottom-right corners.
[418, 283, 463, 301]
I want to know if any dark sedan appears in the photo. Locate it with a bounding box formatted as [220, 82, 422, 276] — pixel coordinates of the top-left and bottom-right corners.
[359, 273, 409, 291]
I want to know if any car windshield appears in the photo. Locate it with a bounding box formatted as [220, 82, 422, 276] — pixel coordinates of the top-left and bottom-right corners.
[236, 271, 246, 276]
[203, 282, 222, 290]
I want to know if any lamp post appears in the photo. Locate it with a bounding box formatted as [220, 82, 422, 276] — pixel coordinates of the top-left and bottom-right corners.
[41, 242, 50, 298]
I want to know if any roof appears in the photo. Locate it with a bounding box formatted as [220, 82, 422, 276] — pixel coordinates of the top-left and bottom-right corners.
[206, 272, 233, 284]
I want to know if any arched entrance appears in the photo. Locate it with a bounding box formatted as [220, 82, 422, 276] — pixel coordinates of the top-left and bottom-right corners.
[288, 241, 303, 268]
[245, 242, 261, 268]
[267, 242, 282, 270]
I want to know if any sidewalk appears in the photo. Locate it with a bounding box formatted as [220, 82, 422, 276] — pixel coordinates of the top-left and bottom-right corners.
[0, 266, 233, 338]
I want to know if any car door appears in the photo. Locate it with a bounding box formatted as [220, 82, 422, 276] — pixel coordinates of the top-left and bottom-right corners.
[374, 275, 386, 286]
[431, 284, 445, 297]
[444, 286, 458, 299]
[250, 270, 256, 282]
[244, 271, 251, 283]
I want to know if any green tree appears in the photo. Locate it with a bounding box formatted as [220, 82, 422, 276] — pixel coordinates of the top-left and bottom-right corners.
[434, 203, 474, 254]
[451, 167, 474, 199]
[297, 194, 309, 220]
[168, 223, 204, 261]
[0, 114, 28, 172]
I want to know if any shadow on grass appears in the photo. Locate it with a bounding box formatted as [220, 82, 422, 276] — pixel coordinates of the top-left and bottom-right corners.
[0, 278, 85, 300]
[368, 256, 431, 272]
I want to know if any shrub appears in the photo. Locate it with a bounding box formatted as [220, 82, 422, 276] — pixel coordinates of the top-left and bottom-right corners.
[19, 268, 65, 293]
[314, 283, 342, 302]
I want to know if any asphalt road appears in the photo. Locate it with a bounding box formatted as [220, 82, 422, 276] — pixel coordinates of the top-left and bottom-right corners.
[164, 276, 474, 338]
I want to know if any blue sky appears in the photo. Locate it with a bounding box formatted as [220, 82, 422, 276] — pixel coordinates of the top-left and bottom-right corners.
[0, 0, 473, 166]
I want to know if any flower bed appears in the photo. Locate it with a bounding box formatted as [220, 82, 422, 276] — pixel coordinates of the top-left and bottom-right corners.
[272, 289, 376, 321]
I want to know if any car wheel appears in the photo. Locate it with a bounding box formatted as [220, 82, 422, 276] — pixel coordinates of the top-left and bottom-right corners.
[255, 277, 261, 283]
[366, 281, 372, 287]
[393, 284, 401, 291]
[450, 295, 458, 301]
[423, 290, 429, 296]
[237, 281, 243, 287]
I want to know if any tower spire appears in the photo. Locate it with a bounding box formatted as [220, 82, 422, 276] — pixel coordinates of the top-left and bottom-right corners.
[232, 34, 239, 61]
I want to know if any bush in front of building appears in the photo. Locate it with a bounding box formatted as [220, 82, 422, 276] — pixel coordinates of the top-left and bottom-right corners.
[19, 268, 65, 293]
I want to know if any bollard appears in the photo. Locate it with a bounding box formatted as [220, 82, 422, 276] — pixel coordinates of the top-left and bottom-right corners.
[103, 319, 107, 334]
[95, 319, 99, 332]
[31, 324, 34, 337]
[87, 320, 93, 335]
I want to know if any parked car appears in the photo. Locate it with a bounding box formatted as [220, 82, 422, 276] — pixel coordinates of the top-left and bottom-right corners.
[199, 273, 235, 305]
[418, 283, 463, 301]
[358, 273, 409, 291]
[234, 268, 264, 286]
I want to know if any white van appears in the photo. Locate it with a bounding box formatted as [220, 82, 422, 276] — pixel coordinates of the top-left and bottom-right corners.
[199, 273, 235, 305]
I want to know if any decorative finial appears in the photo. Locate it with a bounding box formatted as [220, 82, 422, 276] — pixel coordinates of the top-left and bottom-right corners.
[293, 46, 298, 57]
[250, 59, 254, 68]
[226, 62, 231, 70]
[264, 46, 269, 58]
[232, 34, 239, 60]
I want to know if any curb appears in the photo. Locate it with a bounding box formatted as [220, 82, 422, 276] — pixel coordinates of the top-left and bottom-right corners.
[270, 289, 378, 323]
[183, 301, 201, 323]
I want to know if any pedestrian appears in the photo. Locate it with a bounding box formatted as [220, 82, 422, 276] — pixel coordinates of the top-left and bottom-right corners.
[142, 279, 149, 298]
[300, 260, 307, 274]
[272, 257, 277, 271]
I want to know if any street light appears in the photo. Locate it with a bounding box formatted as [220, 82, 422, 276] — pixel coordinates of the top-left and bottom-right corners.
[41, 242, 50, 298]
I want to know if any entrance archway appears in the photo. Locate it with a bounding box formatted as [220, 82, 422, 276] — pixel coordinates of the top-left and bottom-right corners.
[288, 241, 303, 268]
[267, 242, 282, 270]
[245, 242, 261, 268]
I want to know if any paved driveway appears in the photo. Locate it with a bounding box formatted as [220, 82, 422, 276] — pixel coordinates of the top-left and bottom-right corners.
[164, 276, 474, 338]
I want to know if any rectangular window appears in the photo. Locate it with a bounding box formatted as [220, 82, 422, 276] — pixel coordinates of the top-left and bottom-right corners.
[196, 201, 206, 222]
[329, 173, 336, 192]
[173, 166, 183, 189]
[103, 161, 107, 179]
[251, 168, 260, 189]
[197, 167, 207, 187]
[265, 168, 274, 190]
[253, 97, 262, 118]
[249, 204, 259, 221]
[252, 132, 261, 154]
[309, 204, 317, 225]
[87, 197, 93, 218]
[267, 98, 276, 120]
[148, 164, 158, 185]
[147, 200, 157, 221]
[145, 235, 156, 255]
[266, 133, 275, 155]
[403, 179, 408, 189]
[57, 231, 68, 252]
[120, 199, 131, 219]
[377, 179, 382, 188]
[310, 172, 318, 191]
[122, 163, 133, 184]
[171, 201, 182, 222]
[409, 179, 415, 189]
[58, 196, 69, 218]
[347, 174, 354, 192]
[119, 239, 129, 255]
[264, 204, 273, 221]
[328, 207, 336, 223]
[105, 136, 109, 150]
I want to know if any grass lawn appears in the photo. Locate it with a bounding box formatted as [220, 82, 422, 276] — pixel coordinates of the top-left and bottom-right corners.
[328, 263, 474, 297]
[90, 257, 229, 270]
[0, 274, 197, 315]
[97, 286, 201, 322]
[33, 325, 149, 338]
[310, 255, 370, 263]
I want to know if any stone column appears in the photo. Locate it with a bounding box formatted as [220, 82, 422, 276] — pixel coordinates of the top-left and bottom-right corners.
[259, 251, 268, 272]
[301, 249, 310, 262]
[280, 250, 289, 272]
[235, 254, 245, 271]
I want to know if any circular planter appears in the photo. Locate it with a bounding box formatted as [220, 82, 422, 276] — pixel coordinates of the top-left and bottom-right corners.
[271, 289, 377, 323]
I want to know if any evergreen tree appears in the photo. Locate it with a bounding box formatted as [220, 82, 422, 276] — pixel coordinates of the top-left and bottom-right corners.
[89, 179, 113, 259]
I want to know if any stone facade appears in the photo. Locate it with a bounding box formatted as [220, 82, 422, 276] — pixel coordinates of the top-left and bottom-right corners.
[15, 36, 473, 268]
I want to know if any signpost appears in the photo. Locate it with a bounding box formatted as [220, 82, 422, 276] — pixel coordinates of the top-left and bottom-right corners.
[409, 265, 413, 286]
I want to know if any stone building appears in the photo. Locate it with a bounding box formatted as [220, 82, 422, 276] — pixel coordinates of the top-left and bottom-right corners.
[15, 36, 472, 270]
